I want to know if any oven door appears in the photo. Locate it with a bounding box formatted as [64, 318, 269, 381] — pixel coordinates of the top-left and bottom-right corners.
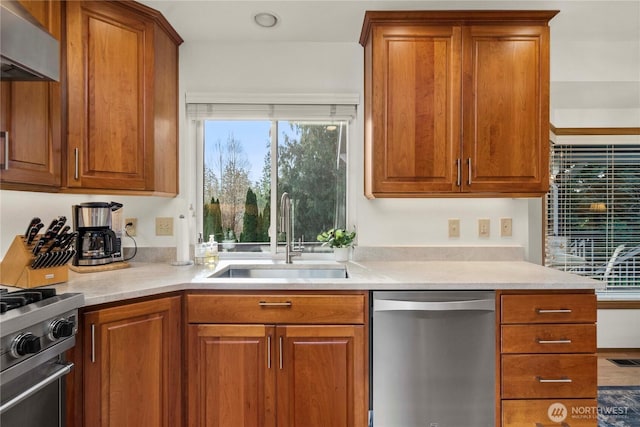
[0, 354, 73, 427]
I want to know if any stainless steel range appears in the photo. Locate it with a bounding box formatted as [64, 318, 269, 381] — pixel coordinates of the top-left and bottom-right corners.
[0, 287, 84, 427]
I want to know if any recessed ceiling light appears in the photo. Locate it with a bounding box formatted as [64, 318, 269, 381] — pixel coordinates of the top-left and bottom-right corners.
[254, 12, 278, 28]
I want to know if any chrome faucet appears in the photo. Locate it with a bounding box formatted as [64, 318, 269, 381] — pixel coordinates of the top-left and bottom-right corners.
[280, 192, 302, 263]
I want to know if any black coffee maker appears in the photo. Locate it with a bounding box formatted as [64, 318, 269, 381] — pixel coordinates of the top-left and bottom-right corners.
[72, 201, 124, 266]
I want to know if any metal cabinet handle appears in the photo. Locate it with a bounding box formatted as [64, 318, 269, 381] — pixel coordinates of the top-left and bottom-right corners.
[537, 309, 572, 314]
[90, 323, 96, 363]
[467, 158, 472, 185]
[1, 131, 8, 170]
[456, 158, 461, 187]
[374, 298, 495, 312]
[537, 376, 572, 383]
[537, 339, 572, 344]
[279, 336, 283, 369]
[267, 335, 272, 369]
[0, 362, 73, 414]
[536, 423, 570, 427]
[258, 301, 292, 307]
[74, 148, 79, 180]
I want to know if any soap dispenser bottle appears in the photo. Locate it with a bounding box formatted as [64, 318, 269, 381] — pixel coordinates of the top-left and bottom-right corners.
[206, 234, 219, 265]
[194, 233, 206, 265]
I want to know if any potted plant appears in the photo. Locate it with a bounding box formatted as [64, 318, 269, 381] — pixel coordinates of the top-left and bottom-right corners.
[222, 228, 236, 251]
[317, 228, 356, 262]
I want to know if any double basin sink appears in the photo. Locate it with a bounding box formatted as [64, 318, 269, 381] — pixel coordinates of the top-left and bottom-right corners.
[209, 265, 348, 279]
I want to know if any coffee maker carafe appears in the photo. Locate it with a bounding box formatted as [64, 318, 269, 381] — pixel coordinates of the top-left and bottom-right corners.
[72, 202, 124, 266]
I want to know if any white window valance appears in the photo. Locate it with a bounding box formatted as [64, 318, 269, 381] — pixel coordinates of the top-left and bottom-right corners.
[185, 92, 358, 121]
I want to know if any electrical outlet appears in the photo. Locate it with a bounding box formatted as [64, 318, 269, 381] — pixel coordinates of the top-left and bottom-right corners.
[125, 218, 137, 236]
[156, 217, 174, 236]
[448, 219, 460, 238]
[478, 219, 490, 238]
[500, 217, 513, 237]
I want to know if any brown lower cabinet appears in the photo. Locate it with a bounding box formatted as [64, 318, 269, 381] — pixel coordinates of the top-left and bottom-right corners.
[67, 289, 599, 427]
[186, 292, 368, 427]
[499, 291, 598, 427]
[80, 296, 182, 427]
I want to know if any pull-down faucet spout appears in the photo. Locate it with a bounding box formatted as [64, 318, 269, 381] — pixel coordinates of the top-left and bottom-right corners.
[280, 192, 302, 263]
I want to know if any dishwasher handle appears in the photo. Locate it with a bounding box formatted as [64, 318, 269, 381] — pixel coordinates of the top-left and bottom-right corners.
[374, 298, 495, 312]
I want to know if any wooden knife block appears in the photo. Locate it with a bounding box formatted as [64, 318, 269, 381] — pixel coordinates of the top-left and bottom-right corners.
[0, 235, 68, 288]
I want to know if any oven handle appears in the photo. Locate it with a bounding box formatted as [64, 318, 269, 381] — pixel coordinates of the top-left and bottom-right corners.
[0, 362, 73, 415]
[374, 298, 495, 312]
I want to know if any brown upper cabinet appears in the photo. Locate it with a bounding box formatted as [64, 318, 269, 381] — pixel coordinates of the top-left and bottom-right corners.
[0, 0, 63, 191]
[65, 1, 183, 195]
[360, 11, 558, 198]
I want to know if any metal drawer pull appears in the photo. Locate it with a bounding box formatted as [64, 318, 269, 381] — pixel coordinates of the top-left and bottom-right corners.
[258, 301, 292, 307]
[0, 362, 73, 414]
[537, 376, 572, 383]
[279, 336, 283, 369]
[537, 339, 572, 344]
[467, 158, 472, 185]
[537, 308, 572, 314]
[456, 158, 461, 187]
[267, 335, 272, 369]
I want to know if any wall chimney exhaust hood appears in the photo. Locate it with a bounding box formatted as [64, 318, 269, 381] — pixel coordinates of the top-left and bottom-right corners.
[0, 0, 59, 81]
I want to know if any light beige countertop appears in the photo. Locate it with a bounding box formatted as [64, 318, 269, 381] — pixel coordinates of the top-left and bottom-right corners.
[50, 258, 605, 308]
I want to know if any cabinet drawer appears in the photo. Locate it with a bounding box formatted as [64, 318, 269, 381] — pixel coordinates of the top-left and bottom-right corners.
[502, 399, 598, 427]
[502, 324, 596, 353]
[502, 354, 596, 399]
[186, 293, 366, 324]
[501, 294, 596, 324]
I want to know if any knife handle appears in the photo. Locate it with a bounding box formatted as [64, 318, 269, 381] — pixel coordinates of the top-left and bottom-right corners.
[32, 239, 46, 255]
[24, 217, 41, 237]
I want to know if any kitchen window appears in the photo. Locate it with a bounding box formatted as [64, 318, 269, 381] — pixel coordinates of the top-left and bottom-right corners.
[546, 137, 640, 289]
[187, 96, 356, 255]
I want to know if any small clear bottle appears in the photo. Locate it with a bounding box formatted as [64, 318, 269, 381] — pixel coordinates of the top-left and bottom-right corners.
[194, 233, 206, 265]
[205, 234, 219, 265]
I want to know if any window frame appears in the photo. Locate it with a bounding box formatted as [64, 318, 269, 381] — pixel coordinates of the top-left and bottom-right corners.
[188, 94, 358, 258]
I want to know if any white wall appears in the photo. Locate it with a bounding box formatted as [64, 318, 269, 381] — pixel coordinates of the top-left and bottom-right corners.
[598, 309, 640, 348]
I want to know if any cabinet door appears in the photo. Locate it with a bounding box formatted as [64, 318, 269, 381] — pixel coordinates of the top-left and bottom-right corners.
[66, 1, 151, 190]
[462, 25, 550, 194]
[187, 324, 276, 427]
[0, 0, 61, 189]
[276, 325, 366, 427]
[366, 25, 462, 196]
[83, 296, 181, 427]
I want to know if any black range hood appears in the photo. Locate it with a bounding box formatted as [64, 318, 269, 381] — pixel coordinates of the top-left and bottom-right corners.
[0, 0, 59, 81]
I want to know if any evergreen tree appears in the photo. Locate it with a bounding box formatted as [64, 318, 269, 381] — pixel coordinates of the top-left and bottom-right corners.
[240, 189, 259, 242]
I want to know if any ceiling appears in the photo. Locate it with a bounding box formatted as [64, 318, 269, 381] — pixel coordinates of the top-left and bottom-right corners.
[140, 0, 640, 120]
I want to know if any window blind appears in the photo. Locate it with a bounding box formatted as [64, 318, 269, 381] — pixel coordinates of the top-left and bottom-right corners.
[546, 141, 640, 288]
[185, 93, 358, 121]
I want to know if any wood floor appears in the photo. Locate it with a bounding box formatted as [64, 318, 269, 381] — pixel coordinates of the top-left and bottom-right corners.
[598, 350, 640, 386]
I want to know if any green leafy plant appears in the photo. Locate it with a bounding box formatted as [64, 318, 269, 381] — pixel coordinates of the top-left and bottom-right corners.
[317, 228, 356, 248]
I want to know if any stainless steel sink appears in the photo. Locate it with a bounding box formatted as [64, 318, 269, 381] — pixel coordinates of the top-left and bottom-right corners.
[209, 266, 348, 279]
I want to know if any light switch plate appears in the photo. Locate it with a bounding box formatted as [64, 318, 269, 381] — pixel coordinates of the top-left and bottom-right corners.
[156, 217, 174, 236]
[478, 219, 490, 238]
[448, 219, 460, 238]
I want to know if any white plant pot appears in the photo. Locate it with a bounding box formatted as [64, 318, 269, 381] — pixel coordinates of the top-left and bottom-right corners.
[333, 247, 350, 262]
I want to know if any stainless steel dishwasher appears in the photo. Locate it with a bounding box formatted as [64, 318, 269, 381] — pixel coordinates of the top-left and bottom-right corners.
[371, 291, 495, 427]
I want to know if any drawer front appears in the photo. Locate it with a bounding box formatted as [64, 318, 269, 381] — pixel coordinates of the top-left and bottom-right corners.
[502, 354, 596, 399]
[186, 293, 366, 324]
[503, 399, 598, 427]
[502, 324, 596, 354]
[501, 294, 596, 324]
